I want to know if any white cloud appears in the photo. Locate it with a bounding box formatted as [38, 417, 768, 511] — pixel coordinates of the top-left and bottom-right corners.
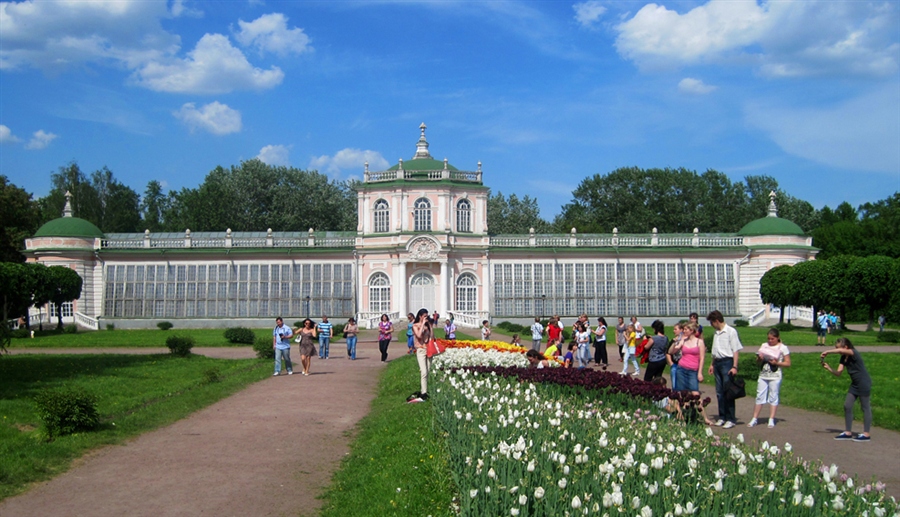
[678, 77, 717, 94]
[25, 130, 57, 150]
[257, 144, 291, 166]
[573, 1, 607, 28]
[174, 101, 242, 135]
[614, 0, 899, 77]
[0, 125, 20, 143]
[134, 34, 284, 94]
[310, 148, 389, 176]
[745, 84, 900, 173]
[235, 13, 312, 56]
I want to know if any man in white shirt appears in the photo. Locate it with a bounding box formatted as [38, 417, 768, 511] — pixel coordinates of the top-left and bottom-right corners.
[707, 310, 743, 428]
[631, 316, 644, 339]
[529, 317, 543, 352]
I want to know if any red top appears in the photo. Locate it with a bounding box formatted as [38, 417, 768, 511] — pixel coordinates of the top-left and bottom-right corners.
[547, 323, 561, 341]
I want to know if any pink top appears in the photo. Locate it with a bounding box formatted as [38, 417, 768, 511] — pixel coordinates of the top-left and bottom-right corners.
[679, 341, 702, 371]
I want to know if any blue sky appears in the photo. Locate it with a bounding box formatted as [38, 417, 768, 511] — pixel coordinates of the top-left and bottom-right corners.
[1, 0, 898, 221]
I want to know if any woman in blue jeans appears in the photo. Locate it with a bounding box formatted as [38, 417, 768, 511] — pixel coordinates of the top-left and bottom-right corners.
[344, 317, 359, 360]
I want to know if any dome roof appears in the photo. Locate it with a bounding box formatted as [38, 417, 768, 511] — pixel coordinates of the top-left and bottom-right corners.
[34, 217, 104, 239]
[737, 216, 804, 237]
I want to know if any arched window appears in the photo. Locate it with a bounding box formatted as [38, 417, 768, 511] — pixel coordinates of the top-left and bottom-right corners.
[414, 198, 431, 232]
[455, 273, 478, 312]
[373, 199, 390, 233]
[368, 272, 391, 312]
[456, 199, 471, 233]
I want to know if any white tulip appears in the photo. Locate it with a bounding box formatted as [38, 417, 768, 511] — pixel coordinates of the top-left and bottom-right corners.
[510, 508, 520, 516]
[534, 486, 545, 499]
[488, 468, 496, 479]
[572, 495, 583, 509]
[803, 494, 815, 508]
[519, 494, 528, 505]
[736, 433, 744, 444]
[632, 496, 641, 509]
[558, 478, 568, 489]
[641, 505, 653, 517]
[792, 491, 803, 505]
[714, 479, 723, 492]
[527, 460, 536, 472]
[469, 489, 478, 498]
[639, 463, 649, 476]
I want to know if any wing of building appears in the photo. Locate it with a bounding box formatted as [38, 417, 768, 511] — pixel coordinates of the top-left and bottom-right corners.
[25, 124, 817, 330]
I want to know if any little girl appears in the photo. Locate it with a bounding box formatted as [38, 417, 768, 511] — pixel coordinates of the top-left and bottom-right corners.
[621, 324, 641, 376]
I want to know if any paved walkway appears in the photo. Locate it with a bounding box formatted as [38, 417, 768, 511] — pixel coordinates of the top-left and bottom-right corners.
[3, 336, 900, 514]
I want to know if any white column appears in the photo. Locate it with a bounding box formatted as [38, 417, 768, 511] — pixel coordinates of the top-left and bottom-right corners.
[440, 260, 450, 316]
[398, 261, 408, 316]
[392, 258, 402, 314]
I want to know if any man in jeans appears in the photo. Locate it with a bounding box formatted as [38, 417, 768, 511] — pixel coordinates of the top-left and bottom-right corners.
[272, 317, 293, 376]
[707, 310, 743, 428]
[317, 315, 333, 360]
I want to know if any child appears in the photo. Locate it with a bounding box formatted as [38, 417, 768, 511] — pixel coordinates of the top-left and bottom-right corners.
[406, 312, 416, 354]
[510, 334, 522, 346]
[545, 339, 560, 360]
[444, 319, 457, 340]
[621, 324, 641, 376]
[481, 320, 492, 341]
[563, 342, 576, 368]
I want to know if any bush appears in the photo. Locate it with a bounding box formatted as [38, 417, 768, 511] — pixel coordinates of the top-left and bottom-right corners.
[733, 319, 749, 327]
[253, 336, 275, 359]
[106, 323, 115, 331]
[165, 335, 195, 357]
[63, 324, 78, 334]
[12, 328, 31, 339]
[876, 331, 900, 343]
[157, 321, 174, 331]
[293, 321, 304, 329]
[331, 323, 346, 336]
[773, 322, 796, 332]
[497, 321, 513, 331]
[33, 387, 100, 440]
[224, 327, 256, 344]
[202, 367, 221, 384]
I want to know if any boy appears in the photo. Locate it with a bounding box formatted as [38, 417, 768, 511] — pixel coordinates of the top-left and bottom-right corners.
[481, 320, 492, 341]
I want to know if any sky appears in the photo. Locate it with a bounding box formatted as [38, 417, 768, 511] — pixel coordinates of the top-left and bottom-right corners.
[1, 0, 899, 223]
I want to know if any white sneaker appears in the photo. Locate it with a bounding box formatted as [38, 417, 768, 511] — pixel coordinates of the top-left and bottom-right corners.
[632, 371, 641, 377]
[714, 419, 725, 427]
[723, 421, 736, 429]
[288, 371, 293, 375]
[747, 418, 758, 427]
[767, 419, 775, 428]
[272, 372, 279, 376]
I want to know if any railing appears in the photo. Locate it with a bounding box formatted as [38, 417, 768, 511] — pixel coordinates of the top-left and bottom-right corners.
[102, 233, 357, 250]
[450, 311, 489, 329]
[74, 312, 99, 330]
[364, 169, 482, 183]
[490, 232, 745, 248]
[100, 239, 144, 248]
[748, 307, 768, 326]
[748, 305, 814, 326]
[150, 239, 185, 248]
[357, 311, 401, 330]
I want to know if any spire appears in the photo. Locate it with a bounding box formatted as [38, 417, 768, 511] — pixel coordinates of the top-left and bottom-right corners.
[412, 122, 432, 160]
[63, 191, 73, 218]
[767, 190, 778, 218]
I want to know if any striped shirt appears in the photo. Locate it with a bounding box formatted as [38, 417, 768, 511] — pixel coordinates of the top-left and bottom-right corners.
[317, 321, 333, 337]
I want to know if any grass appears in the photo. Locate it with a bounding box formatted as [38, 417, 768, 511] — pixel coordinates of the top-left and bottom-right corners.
[9, 327, 275, 348]
[318, 355, 454, 517]
[0, 353, 270, 500]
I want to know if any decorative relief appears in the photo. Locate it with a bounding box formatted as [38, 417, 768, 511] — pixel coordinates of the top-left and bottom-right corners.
[408, 237, 439, 261]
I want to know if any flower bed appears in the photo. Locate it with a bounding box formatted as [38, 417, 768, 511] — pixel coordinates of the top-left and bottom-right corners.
[430, 344, 898, 517]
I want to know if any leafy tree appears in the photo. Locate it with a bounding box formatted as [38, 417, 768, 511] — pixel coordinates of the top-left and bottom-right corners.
[849, 255, 898, 331]
[487, 192, 550, 235]
[742, 175, 819, 232]
[759, 264, 795, 323]
[90, 167, 141, 232]
[140, 180, 169, 232]
[0, 176, 41, 263]
[27, 262, 52, 331]
[46, 266, 83, 330]
[0, 262, 34, 352]
[812, 193, 900, 259]
[38, 162, 98, 224]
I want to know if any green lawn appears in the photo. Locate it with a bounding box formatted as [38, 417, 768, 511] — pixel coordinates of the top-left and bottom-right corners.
[0, 353, 270, 500]
[318, 355, 454, 517]
[9, 327, 274, 348]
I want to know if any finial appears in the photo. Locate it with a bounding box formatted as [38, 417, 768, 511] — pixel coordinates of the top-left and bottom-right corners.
[364, 161, 369, 173]
[443, 158, 448, 170]
[767, 190, 778, 217]
[413, 123, 432, 159]
[477, 161, 482, 172]
[63, 190, 73, 218]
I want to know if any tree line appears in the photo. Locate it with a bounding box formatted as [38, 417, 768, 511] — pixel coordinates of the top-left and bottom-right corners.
[0, 262, 83, 351]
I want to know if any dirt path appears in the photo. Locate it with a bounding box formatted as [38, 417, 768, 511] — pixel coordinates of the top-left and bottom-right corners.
[1, 331, 388, 517]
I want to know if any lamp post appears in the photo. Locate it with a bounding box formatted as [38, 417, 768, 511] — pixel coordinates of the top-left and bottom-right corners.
[541, 294, 546, 321]
[305, 295, 311, 319]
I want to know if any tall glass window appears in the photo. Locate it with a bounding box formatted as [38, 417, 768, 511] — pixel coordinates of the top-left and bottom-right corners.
[414, 198, 431, 232]
[368, 272, 391, 313]
[456, 199, 471, 233]
[455, 273, 478, 311]
[374, 199, 390, 233]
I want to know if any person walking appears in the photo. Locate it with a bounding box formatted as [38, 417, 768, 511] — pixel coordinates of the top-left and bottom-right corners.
[643, 320, 669, 381]
[666, 322, 684, 391]
[672, 321, 705, 397]
[272, 317, 293, 376]
[412, 308, 433, 397]
[378, 314, 393, 362]
[482, 319, 493, 341]
[546, 316, 562, 350]
[406, 313, 416, 354]
[615, 317, 627, 362]
[317, 315, 333, 359]
[344, 317, 359, 360]
[816, 310, 829, 346]
[748, 328, 791, 428]
[878, 314, 886, 333]
[443, 318, 457, 340]
[707, 310, 743, 429]
[529, 317, 543, 352]
[593, 317, 609, 367]
[574, 321, 590, 369]
[295, 318, 317, 376]
[822, 338, 874, 442]
[621, 323, 640, 376]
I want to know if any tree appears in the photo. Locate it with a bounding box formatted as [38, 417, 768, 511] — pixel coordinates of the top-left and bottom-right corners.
[0, 176, 41, 263]
[46, 266, 83, 330]
[759, 265, 795, 323]
[37, 162, 141, 232]
[487, 192, 550, 235]
[849, 255, 898, 331]
[27, 262, 52, 331]
[140, 180, 169, 232]
[811, 193, 900, 259]
[0, 262, 34, 352]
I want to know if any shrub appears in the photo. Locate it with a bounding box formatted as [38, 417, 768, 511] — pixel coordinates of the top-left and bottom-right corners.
[293, 321, 304, 329]
[253, 336, 275, 359]
[773, 322, 796, 332]
[733, 319, 749, 327]
[33, 387, 100, 440]
[12, 328, 31, 339]
[876, 331, 900, 343]
[106, 323, 115, 331]
[165, 335, 194, 357]
[331, 323, 346, 336]
[496, 321, 513, 331]
[224, 327, 256, 344]
[63, 324, 78, 334]
[202, 367, 221, 384]
[157, 321, 174, 331]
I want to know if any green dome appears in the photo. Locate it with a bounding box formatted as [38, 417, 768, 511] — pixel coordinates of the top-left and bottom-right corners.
[34, 217, 104, 239]
[737, 216, 804, 237]
[387, 158, 458, 171]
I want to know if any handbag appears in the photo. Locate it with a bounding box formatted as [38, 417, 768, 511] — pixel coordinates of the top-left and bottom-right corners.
[724, 375, 746, 401]
[426, 338, 446, 358]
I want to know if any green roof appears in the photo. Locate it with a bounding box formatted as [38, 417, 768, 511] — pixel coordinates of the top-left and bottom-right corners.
[387, 158, 458, 171]
[737, 216, 804, 237]
[34, 217, 104, 239]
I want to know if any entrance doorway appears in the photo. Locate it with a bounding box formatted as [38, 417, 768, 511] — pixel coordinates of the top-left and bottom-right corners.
[408, 272, 435, 314]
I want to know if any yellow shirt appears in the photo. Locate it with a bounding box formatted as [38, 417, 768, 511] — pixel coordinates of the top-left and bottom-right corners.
[627, 331, 636, 348]
[545, 344, 559, 358]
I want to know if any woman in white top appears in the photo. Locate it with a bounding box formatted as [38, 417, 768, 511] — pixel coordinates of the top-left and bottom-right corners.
[748, 328, 791, 428]
[593, 317, 608, 367]
[526, 349, 549, 369]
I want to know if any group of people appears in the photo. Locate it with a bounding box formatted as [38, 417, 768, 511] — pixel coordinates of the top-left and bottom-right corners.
[271, 315, 360, 376]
